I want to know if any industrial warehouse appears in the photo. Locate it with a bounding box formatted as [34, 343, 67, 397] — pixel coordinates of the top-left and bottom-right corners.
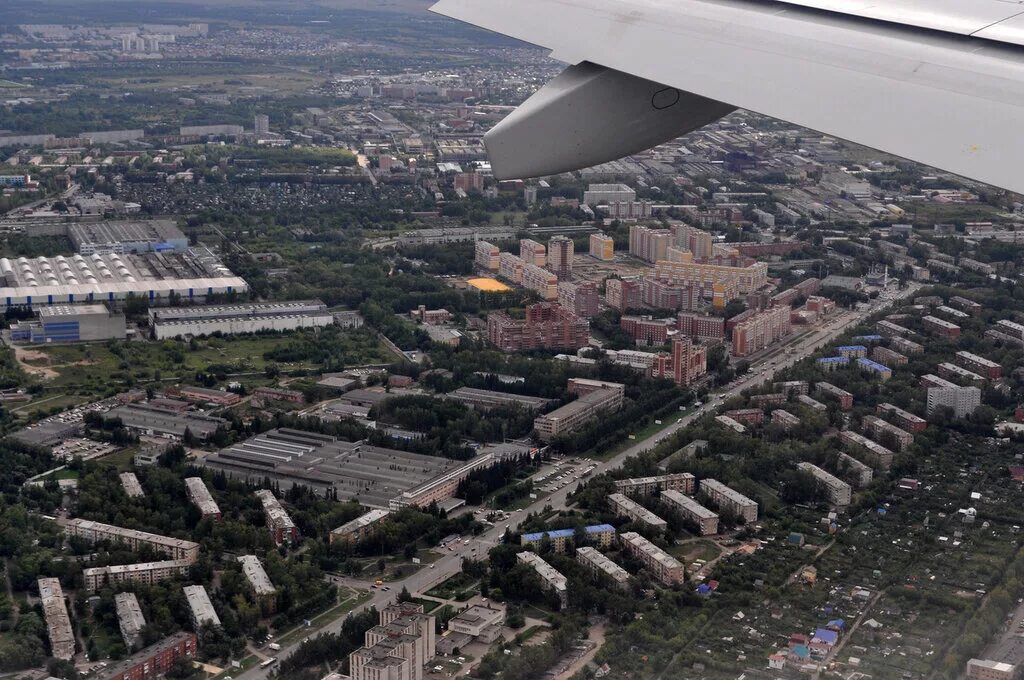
[200, 428, 500, 509]
[148, 300, 334, 339]
[0, 247, 247, 309]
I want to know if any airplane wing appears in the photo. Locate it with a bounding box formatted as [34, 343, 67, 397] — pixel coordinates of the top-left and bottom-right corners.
[429, 0, 1024, 194]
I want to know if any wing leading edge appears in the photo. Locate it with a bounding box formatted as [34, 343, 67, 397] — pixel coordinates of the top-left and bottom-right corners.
[430, 0, 1024, 194]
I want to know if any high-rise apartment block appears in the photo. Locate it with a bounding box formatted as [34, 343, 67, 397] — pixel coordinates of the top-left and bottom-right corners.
[927, 385, 982, 418]
[655, 251, 769, 295]
[474, 241, 500, 271]
[547, 236, 574, 280]
[557, 281, 600, 318]
[629, 225, 673, 263]
[605, 277, 641, 311]
[498, 252, 525, 284]
[519, 239, 546, 267]
[732, 306, 792, 357]
[522, 263, 558, 300]
[677, 312, 726, 340]
[589, 232, 615, 260]
[348, 604, 436, 680]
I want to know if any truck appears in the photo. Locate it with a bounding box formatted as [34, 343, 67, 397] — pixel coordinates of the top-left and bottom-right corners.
[268, 643, 281, 652]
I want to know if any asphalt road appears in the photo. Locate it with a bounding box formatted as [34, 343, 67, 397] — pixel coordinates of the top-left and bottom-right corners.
[236, 283, 918, 679]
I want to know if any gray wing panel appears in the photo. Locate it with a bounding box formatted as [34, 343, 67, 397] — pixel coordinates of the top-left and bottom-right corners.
[431, 0, 1024, 194]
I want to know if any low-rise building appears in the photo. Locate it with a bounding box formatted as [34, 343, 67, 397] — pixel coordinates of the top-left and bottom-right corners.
[857, 357, 892, 380]
[446, 604, 506, 643]
[715, 414, 747, 433]
[39, 577, 74, 661]
[872, 346, 908, 366]
[613, 472, 695, 497]
[576, 546, 631, 589]
[922, 315, 961, 338]
[956, 351, 1002, 379]
[797, 462, 852, 506]
[83, 559, 192, 592]
[771, 409, 800, 430]
[876, 403, 927, 433]
[700, 479, 758, 524]
[815, 382, 853, 410]
[837, 453, 874, 488]
[115, 592, 146, 651]
[237, 555, 276, 602]
[183, 584, 220, 630]
[446, 387, 552, 412]
[168, 385, 242, 406]
[253, 386, 305, 405]
[939, 361, 986, 384]
[618, 531, 684, 586]
[863, 415, 915, 451]
[330, 509, 391, 545]
[184, 477, 221, 520]
[966, 659, 1017, 680]
[725, 408, 764, 425]
[517, 551, 567, 604]
[889, 336, 924, 354]
[533, 384, 624, 442]
[255, 489, 298, 545]
[96, 632, 197, 680]
[661, 489, 719, 535]
[521, 524, 616, 553]
[839, 430, 894, 470]
[119, 471, 145, 498]
[797, 394, 827, 411]
[63, 518, 199, 562]
[608, 493, 668, 531]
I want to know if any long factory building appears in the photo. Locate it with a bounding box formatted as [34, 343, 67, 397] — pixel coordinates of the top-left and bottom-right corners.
[0, 248, 246, 308]
[149, 300, 334, 339]
[202, 428, 515, 512]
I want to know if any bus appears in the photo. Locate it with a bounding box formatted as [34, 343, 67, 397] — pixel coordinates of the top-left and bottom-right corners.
[260, 658, 277, 669]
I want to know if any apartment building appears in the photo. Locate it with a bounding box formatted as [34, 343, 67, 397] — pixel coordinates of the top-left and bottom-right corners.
[815, 382, 854, 410]
[238, 555, 276, 601]
[836, 345, 868, 358]
[877, 320, 916, 338]
[771, 409, 800, 430]
[39, 577, 75, 661]
[608, 493, 669, 531]
[557, 281, 600, 318]
[956, 351, 1002, 379]
[838, 452, 874, 488]
[797, 462, 852, 506]
[872, 346, 908, 366]
[519, 238, 546, 267]
[629, 224, 673, 263]
[939, 361, 986, 384]
[839, 430, 894, 470]
[605, 277, 642, 311]
[589, 232, 615, 261]
[521, 524, 616, 553]
[119, 472, 144, 499]
[474, 241, 500, 271]
[732, 306, 792, 357]
[774, 380, 810, 396]
[487, 303, 589, 352]
[83, 559, 192, 592]
[654, 253, 769, 295]
[349, 604, 436, 680]
[498, 251, 525, 285]
[889, 336, 924, 354]
[677, 312, 726, 340]
[876, 403, 927, 433]
[183, 584, 221, 630]
[715, 414, 747, 433]
[726, 409, 764, 425]
[699, 479, 758, 524]
[927, 385, 982, 418]
[921, 373, 960, 389]
[517, 552, 567, 604]
[669, 336, 708, 387]
[922, 315, 961, 338]
[576, 546, 631, 589]
[255, 489, 298, 546]
[96, 632, 197, 680]
[618, 531, 685, 586]
[63, 518, 199, 562]
[115, 592, 146, 651]
[661, 489, 719, 535]
[798, 394, 828, 411]
[330, 509, 391, 545]
[950, 296, 983, 315]
[613, 472, 696, 497]
[966, 659, 1017, 680]
[184, 476, 221, 520]
[863, 415, 915, 451]
[547, 236, 574, 280]
[620, 315, 672, 346]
